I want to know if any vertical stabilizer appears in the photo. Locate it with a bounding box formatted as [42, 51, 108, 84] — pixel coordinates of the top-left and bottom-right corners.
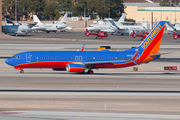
[6, 17, 14, 24]
[33, 15, 41, 24]
[60, 12, 68, 23]
[118, 13, 126, 23]
[137, 21, 166, 63]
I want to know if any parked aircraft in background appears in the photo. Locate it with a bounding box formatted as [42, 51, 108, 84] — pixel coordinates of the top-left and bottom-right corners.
[85, 29, 108, 39]
[6, 21, 166, 74]
[32, 13, 72, 33]
[86, 23, 117, 33]
[87, 18, 147, 35]
[131, 30, 149, 40]
[107, 18, 148, 35]
[2, 25, 33, 36]
[166, 22, 180, 40]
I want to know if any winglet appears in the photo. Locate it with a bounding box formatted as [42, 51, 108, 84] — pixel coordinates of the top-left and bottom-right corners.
[80, 44, 85, 51]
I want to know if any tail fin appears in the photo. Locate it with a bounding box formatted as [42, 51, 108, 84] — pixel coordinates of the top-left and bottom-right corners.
[60, 12, 68, 23]
[118, 13, 126, 23]
[6, 17, 14, 24]
[137, 21, 166, 63]
[33, 15, 41, 24]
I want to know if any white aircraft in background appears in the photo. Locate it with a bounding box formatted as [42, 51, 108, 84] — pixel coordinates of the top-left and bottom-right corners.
[2, 25, 33, 36]
[166, 21, 180, 40]
[32, 13, 72, 33]
[86, 18, 147, 35]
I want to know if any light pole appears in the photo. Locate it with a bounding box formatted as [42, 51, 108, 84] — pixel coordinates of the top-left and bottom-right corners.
[175, 5, 176, 24]
[161, 6, 162, 21]
[170, 0, 172, 23]
[0, 0, 2, 33]
[84, 7, 86, 28]
[15, 0, 17, 22]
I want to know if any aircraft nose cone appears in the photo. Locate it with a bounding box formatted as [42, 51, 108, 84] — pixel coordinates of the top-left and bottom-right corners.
[5, 59, 9, 65]
[5, 58, 13, 66]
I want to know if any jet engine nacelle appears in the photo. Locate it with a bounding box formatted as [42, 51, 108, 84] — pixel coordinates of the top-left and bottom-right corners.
[66, 63, 85, 73]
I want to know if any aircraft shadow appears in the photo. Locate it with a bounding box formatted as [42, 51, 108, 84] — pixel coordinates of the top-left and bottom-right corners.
[17, 71, 180, 76]
[8, 34, 35, 37]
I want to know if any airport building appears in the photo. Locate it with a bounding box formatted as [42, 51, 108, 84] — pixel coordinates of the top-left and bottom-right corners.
[124, 0, 180, 24]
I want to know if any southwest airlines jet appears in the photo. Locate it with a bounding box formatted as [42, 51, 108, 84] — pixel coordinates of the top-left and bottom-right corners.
[5, 21, 166, 74]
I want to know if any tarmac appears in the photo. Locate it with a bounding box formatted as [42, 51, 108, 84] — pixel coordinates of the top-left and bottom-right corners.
[0, 32, 180, 119]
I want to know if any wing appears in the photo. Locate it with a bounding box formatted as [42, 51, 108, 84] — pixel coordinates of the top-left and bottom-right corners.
[84, 50, 139, 68]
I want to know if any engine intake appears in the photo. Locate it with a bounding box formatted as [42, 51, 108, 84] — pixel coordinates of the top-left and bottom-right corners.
[66, 63, 85, 73]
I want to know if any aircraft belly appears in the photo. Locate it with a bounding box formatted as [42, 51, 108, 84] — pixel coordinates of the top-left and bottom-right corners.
[15, 61, 72, 69]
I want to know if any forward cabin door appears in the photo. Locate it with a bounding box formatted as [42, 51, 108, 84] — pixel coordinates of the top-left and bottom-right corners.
[26, 53, 31, 63]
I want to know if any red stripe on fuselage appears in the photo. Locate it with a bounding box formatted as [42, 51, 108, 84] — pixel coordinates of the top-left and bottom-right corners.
[14, 61, 74, 69]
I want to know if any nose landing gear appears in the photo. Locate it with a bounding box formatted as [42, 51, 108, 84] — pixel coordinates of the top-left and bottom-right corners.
[15, 67, 24, 73]
[20, 70, 24, 73]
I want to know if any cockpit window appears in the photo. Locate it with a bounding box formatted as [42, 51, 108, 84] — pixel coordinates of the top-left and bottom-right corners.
[35, 25, 39, 27]
[88, 25, 93, 27]
[12, 56, 20, 59]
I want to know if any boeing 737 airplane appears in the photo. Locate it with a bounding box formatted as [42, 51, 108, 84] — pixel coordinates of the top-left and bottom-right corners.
[5, 21, 166, 74]
[32, 13, 72, 33]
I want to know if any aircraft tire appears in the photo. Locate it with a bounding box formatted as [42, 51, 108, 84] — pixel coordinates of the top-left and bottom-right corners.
[20, 70, 24, 73]
[87, 70, 94, 74]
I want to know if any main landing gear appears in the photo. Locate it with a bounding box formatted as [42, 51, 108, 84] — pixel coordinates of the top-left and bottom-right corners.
[87, 69, 94, 74]
[20, 70, 24, 73]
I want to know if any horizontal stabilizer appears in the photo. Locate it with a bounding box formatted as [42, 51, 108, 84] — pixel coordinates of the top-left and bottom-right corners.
[149, 52, 173, 57]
